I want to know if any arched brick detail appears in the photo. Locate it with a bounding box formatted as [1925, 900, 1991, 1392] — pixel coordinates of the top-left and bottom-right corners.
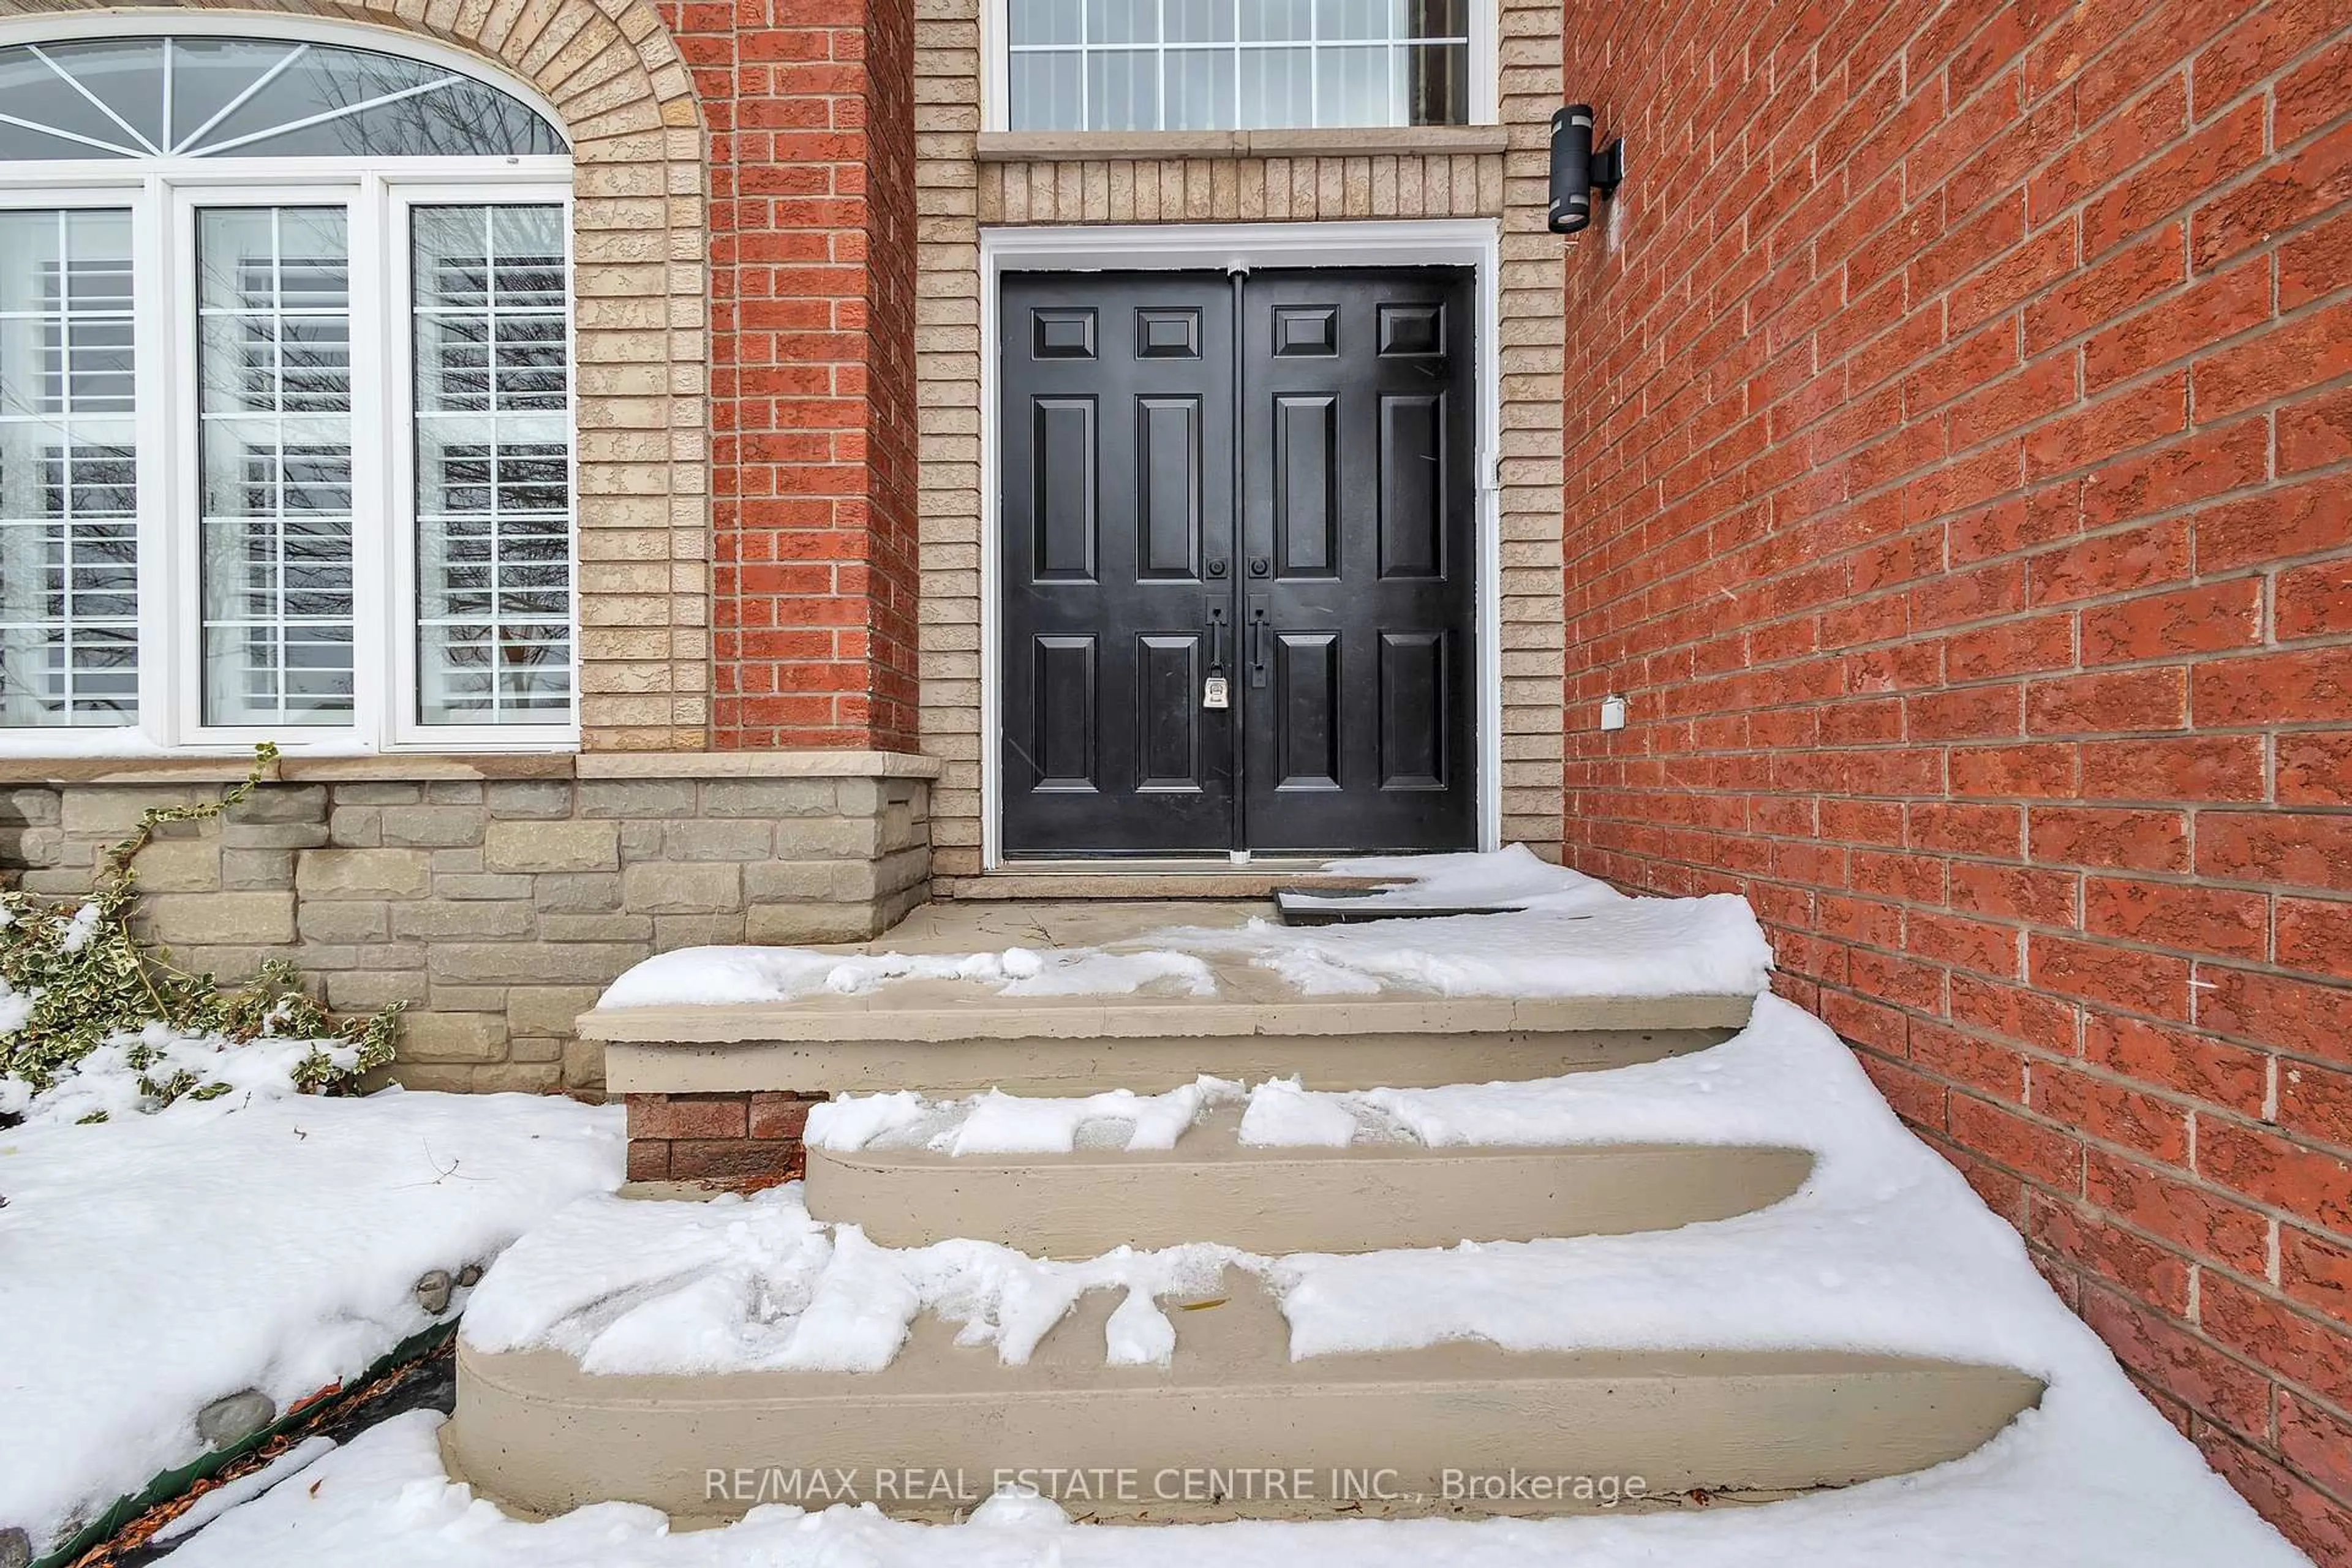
[0, 0, 713, 750]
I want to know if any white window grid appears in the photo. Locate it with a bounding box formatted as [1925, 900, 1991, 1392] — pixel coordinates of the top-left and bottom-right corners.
[0, 208, 140, 726]
[0, 167, 576, 757]
[194, 203, 360, 729]
[1001, 0, 1476, 131]
[405, 200, 574, 728]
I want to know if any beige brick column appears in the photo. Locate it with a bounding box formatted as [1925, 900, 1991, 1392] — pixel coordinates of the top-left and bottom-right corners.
[1498, 0, 1567, 859]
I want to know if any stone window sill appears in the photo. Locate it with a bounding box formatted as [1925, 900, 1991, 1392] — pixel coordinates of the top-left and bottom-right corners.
[975, 126, 1510, 162]
[0, 749, 943, 787]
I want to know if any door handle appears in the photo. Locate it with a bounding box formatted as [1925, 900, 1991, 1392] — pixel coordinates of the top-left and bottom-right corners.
[1248, 595, 1270, 688]
[1205, 598, 1228, 672]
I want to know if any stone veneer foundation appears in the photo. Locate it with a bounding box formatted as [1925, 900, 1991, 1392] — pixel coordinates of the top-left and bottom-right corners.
[0, 753, 935, 1095]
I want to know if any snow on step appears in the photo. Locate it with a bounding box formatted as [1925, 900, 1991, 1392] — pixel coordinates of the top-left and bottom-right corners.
[469, 1001, 2072, 1382]
[579, 851, 1770, 1098]
[596, 848, 1776, 1012]
[445, 998, 2227, 1531]
[453, 1266, 2043, 1524]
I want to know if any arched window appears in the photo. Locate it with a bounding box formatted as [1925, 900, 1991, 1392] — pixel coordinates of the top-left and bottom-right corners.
[0, 28, 576, 752]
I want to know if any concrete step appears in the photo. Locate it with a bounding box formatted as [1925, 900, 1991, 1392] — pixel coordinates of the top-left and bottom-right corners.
[449, 1271, 2043, 1525]
[805, 1111, 1814, 1254]
[589, 899, 1758, 1099]
[592, 990, 1752, 1098]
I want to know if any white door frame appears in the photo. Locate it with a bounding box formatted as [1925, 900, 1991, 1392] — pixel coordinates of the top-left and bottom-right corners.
[978, 218, 1506, 869]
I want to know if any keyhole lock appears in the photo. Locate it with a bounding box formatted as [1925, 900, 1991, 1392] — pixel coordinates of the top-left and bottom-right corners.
[1248, 555, 1270, 578]
[1207, 557, 1228, 578]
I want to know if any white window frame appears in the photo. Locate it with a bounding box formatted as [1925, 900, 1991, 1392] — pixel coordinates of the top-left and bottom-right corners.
[382, 180, 578, 752]
[0, 19, 578, 757]
[980, 0, 1501, 133]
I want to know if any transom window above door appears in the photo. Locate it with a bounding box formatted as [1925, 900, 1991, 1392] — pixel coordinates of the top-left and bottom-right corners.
[0, 28, 576, 755]
[1002, 0, 1479, 131]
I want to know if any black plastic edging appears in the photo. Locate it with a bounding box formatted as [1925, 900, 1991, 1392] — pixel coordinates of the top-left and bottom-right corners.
[31, 1319, 458, 1568]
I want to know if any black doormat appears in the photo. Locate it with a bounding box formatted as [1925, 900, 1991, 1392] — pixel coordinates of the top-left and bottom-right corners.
[1272, 887, 1528, 925]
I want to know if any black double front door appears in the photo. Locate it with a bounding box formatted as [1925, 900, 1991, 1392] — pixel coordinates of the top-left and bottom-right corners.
[1000, 268, 1477, 858]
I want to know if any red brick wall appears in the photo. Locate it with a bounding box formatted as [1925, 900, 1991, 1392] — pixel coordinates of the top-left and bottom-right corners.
[1559, 0, 2352, 1556]
[680, 0, 921, 750]
[625, 1091, 827, 1186]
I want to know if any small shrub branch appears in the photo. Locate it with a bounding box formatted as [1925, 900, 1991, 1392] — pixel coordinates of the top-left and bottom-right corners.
[0, 744, 402, 1122]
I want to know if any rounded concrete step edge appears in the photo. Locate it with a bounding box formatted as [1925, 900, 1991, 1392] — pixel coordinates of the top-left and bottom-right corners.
[804, 1131, 1816, 1254]
[450, 1278, 2043, 1525]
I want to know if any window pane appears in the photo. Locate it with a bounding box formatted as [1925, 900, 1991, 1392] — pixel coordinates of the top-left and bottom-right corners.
[1315, 43, 1393, 127]
[0, 209, 139, 727]
[1164, 0, 1234, 43]
[1404, 0, 1468, 37]
[1164, 48, 1236, 130]
[1009, 0, 1084, 45]
[1316, 0, 1398, 41]
[1237, 47, 1313, 128]
[166, 37, 291, 153]
[1085, 48, 1159, 131]
[0, 45, 153, 155]
[0, 37, 566, 161]
[1085, 0, 1156, 45]
[1240, 0, 1313, 41]
[1405, 40, 1467, 126]
[412, 205, 574, 727]
[200, 78, 567, 159]
[1009, 51, 1083, 130]
[36, 39, 170, 150]
[197, 206, 355, 728]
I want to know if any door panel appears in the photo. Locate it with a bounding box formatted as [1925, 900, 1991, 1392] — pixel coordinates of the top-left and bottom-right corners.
[1274, 394, 1340, 578]
[1378, 393, 1445, 579]
[1379, 630, 1449, 790]
[1135, 633, 1204, 790]
[1239, 270, 1477, 852]
[1275, 631, 1342, 790]
[1030, 634, 1098, 790]
[1030, 396, 1098, 581]
[1000, 273, 1237, 855]
[998, 266, 1475, 858]
[1137, 396, 1203, 578]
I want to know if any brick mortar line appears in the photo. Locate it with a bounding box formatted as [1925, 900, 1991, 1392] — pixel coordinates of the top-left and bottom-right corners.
[1787, 950, 2352, 1098]
[1593, 342, 2352, 530]
[1561, 600, 2352, 683]
[1566, 48, 2350, 481]
[1890, 1075, 2352, 1432]
[1873, 1034, 2351, 1184]
[1560, 453, 2352, 610]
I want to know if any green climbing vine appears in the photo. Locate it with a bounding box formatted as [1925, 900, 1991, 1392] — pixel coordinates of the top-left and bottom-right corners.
[0, 744, 402, 1122]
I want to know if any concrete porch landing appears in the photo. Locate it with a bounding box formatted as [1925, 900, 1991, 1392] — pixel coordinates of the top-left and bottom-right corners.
[585, 899, 1755, 1100]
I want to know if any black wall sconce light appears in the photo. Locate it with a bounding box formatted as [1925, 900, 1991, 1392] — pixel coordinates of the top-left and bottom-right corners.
[1548, 104, 1626, 233]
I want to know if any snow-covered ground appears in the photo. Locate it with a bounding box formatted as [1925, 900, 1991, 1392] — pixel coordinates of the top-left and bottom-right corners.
[15, 854, 2304, 1566]
[159, 995, 2300, 1566]
[598, 847, 1776, 1006]
[156, 1398, 2309, 1568]
[0, 1084, 622, 1559]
